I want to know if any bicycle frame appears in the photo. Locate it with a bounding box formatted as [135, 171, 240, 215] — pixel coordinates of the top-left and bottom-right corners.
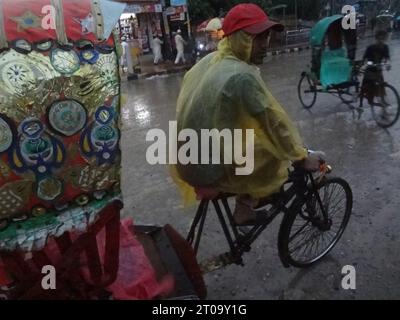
[186, 168, 330, 272]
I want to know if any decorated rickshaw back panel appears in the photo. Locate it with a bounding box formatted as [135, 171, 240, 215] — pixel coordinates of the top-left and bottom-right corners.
[0, 0, 125, 248]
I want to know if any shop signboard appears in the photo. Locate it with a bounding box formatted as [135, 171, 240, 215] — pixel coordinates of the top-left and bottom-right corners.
[169, 13, 185, 21]
[125, 3, 162, 13]
[155, 4, 163, 12]
[171, 0, 187, 6]
[165, 7, 176, 15]
[165, 5, 186, 15]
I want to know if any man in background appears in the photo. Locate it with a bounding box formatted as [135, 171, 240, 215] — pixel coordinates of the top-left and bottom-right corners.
[174, 29, 187, 65]
[152, 35, 164, 65]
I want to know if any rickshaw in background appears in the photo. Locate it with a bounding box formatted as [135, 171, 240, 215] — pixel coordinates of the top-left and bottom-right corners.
[298, 15, 400, 128]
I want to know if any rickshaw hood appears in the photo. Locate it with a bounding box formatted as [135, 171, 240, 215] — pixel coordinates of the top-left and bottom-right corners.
[311, 15, 343, 47]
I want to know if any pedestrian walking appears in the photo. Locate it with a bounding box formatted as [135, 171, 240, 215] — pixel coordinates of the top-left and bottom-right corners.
[174, 29, 187, 65]
[152, 35, 163, 65]
[120, 36, 129, 73]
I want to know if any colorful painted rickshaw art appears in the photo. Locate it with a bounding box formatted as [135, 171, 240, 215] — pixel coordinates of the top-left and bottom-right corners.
[10, 117, 65, 176]
[0, 0, 125, 238]
[80, 104, 120, 165]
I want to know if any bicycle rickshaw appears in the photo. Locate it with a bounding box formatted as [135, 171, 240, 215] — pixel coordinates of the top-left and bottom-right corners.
[298, 15, 400, 128]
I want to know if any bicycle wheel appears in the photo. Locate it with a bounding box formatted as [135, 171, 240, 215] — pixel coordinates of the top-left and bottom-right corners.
[298, 73, 317, 109]
[338, 84, 359, 104]
[371, 83, 400, 128]
[278, 177, 353, 268]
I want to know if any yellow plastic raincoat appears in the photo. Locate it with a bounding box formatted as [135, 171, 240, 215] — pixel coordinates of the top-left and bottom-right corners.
[171, 31, 307, 205]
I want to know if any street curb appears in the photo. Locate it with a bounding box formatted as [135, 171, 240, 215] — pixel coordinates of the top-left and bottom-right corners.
[134, 45, 311, 80]
[135, 65, 192, 80]
[267, 45, 311, 57]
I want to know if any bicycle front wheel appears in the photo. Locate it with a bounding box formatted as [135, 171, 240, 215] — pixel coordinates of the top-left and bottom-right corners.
[278, 177, 353, 268]
[371, 83, 400, 128]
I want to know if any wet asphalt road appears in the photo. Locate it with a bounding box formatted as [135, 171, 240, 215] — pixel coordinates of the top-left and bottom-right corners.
[121, 34, 400, 300]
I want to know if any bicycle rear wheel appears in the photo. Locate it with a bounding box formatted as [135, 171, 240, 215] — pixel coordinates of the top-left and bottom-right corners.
[298, 73, 317, 109]
[278, 177, 352, 268]
[371, 83, 400, 128]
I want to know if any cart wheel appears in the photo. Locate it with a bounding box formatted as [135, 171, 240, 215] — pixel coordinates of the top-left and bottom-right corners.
[339, 85, 358, 104]
[371, 83, 400, 128]
[298, 73, 317, 109]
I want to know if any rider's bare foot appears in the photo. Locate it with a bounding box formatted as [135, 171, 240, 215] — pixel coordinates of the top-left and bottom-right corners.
[233, 200, 257, 225]
[233, 195, 271, 226]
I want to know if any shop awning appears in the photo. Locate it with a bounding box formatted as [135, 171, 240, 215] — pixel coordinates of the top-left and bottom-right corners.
[196, 19, 210, 32]
[205, 18, 222, 31]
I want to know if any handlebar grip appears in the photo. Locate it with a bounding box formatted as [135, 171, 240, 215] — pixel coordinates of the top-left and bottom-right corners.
[308, 150, 327, 166]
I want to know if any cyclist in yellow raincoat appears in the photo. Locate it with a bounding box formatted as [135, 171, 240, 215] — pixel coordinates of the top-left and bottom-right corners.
[172, 4, 322, 225]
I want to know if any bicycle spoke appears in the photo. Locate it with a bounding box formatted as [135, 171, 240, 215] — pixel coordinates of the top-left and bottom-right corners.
[289, 220, 311, 243]
[315, 231, 327, 257]
[327, 198, 345, 216]
[289, 225, 314, 251]
[295, 236, 312, 258]
[320, 231, 330, 250]
[307, 232, 321, 258]
[328, 200, 346, 218]
[324, 183, 338, 206]
[290, 230, 322, 256]
[289, 225, 314, 253]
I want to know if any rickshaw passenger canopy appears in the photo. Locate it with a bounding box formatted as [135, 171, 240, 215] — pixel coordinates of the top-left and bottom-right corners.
[311, 15, 343, 46]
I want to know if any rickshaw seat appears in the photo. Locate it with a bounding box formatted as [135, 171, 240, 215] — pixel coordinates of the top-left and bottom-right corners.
[320, 48, 352, 88]
[194, 187, 236, 201]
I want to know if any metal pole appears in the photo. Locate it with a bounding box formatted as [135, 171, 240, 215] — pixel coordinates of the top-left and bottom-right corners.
[295, 0, 298, 29]
[185, 3, 192, 38]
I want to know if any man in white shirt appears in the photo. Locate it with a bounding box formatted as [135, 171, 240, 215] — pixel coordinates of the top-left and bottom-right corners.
[152, 35, 164, 65]
[120, 36, 130, 73]
[174, 29, 187, 65]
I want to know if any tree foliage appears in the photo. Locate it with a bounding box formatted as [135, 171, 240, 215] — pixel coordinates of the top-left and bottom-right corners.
[187, 0, 324, 24]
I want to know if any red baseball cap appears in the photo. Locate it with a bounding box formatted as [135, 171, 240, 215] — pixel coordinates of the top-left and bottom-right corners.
[222, 3, 284, 37]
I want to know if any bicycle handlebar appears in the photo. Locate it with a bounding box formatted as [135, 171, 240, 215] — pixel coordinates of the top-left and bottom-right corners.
[352, 61, 391, 75]
[292, 149, 328, 173]
[308, 150, 327, 163]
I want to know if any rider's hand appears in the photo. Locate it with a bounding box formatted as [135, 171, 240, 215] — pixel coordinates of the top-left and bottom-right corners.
[302, 151, 326, 172]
